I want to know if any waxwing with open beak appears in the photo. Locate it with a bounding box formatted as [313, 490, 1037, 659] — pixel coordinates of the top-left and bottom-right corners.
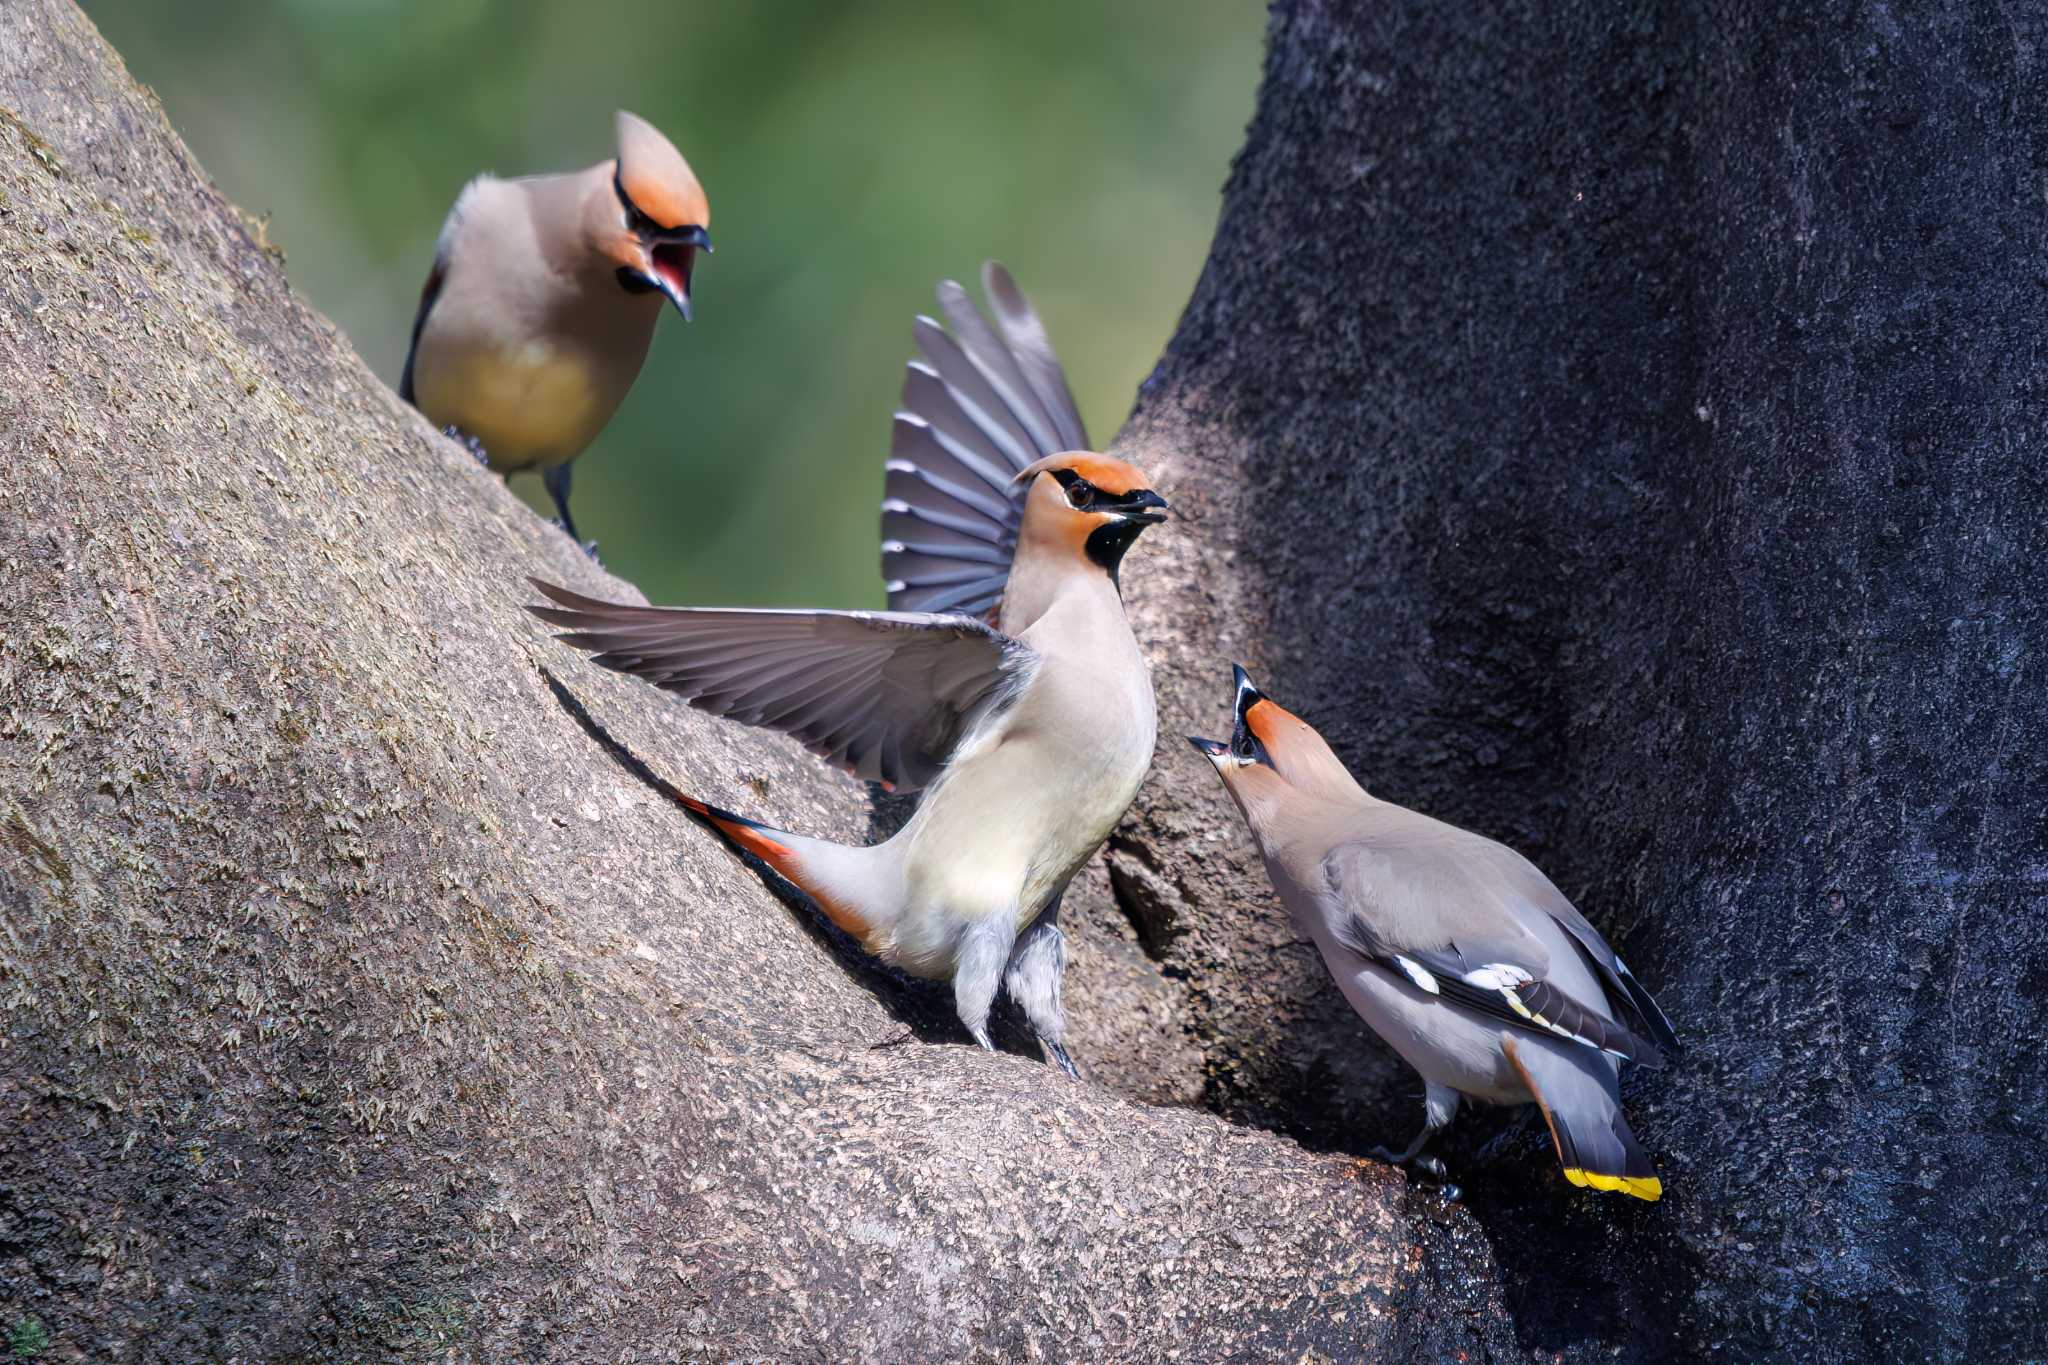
[401, 110, 710, 552]
[1190, 666, 1679, 1199]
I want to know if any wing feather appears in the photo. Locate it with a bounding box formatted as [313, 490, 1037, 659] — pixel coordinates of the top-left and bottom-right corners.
[398, 256, 445, 406]
[880, 264, 1088, 617]
[529, 579, 1036, 792]
[1323, 842, 1668, 1069]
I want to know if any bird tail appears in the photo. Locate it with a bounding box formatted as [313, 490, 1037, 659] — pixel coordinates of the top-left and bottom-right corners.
[531, 666, 879, 942]
[1501, 1035, 1663, 1202]
[672, 792, 876, 942]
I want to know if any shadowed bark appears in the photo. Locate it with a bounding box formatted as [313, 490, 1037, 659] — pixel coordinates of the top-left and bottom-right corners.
[3, 0, 2042, 1360]
[1098, 0, 2046, 1359]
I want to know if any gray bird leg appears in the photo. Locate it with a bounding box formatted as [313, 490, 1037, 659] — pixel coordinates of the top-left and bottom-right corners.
[1372, 1081, 1462, 1169]
[542, 462, 599, 561]
[1004, 894, 1078, 1077]
[953, 917, 1017, 1054]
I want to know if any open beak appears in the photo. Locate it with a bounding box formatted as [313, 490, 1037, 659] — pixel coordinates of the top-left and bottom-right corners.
[647, 225, 710, 321]
[1232, 663, 1265, 730]
[1224, 663, 1274, 767]
[1189, 663, 1270, 772]
[1115, 489, 1172, 525]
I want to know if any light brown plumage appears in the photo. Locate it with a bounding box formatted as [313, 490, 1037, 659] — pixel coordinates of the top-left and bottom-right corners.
[401, 110, 710, 545]
[531, 271, 1168, 1076]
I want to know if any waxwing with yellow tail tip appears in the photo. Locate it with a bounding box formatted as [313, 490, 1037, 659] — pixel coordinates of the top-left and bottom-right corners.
[1189, 665, 1679, 1200]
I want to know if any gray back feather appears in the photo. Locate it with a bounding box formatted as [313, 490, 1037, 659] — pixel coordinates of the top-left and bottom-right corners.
[881, 263, 1088, 618]
[529, 579, 1037, 793]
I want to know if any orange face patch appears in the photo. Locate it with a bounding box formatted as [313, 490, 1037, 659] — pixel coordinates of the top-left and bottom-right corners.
[1057, 452, 1149, 496]
[1243, 697, 1299, 751]
[1244, 696, 1334, 775]
[1014, 451, 1153, 497]
[615, 111, 709, 230]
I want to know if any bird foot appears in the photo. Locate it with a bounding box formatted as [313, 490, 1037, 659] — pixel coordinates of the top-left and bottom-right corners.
[868, 1028, 917, 1052]
[1368, 1146, 1460, 1200]
[439, 425, 492, 469]
[1040, 1037, 1081, 1079]
[1368, 1144, 1442, 1174]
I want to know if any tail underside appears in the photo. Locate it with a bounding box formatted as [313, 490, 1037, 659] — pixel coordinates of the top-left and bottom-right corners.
[672, 793, 874, 942]
[1501, 1035, 1663, 1202]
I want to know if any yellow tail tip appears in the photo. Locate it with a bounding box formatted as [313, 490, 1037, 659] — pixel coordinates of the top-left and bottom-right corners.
[1564, 1168, 1663, 1201]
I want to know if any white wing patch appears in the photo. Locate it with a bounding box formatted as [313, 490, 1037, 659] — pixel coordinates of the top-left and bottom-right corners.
[1461, 962, 1534, 991]
[1393, 955, 1441, 995]
[1462, 961, 1632, 1060]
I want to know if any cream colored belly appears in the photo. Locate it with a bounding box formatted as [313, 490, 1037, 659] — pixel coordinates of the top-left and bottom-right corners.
[884, 727, 1148, 976]
[413, 341, 619, 470]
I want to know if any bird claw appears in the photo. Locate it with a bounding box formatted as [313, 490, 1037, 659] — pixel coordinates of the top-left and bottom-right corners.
[1041, 1037, 1081, 1079]
[439, 425, 492, 469]
[1369, 1145, 1459, 1199]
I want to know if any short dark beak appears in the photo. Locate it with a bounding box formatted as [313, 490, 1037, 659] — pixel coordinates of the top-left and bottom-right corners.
[1186, 735, 1229, 758]
[648, 229, 708, 322]
[1226, 662, 1275, 765]
[1120, 489, 1171, 525]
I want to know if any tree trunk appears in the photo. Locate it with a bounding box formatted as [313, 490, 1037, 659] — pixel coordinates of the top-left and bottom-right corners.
[1101, 0, 2047, 1359]
[3, 0, 2039, 1361]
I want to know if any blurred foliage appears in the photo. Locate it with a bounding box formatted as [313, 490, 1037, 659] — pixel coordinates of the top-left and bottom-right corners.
[86, 0, 1262, 607]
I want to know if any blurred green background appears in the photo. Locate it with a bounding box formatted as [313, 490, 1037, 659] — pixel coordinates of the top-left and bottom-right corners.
[85, 0, 1263, 607]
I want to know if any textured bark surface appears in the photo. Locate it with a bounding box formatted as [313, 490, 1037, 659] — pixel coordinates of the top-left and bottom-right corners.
[4, 0, 2042, 1360]
[1102, 0, 2047, 1359]
[0, 2, 1515, 1361]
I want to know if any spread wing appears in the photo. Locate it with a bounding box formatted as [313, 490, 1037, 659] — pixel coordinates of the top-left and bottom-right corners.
[880, 262, 1088, 619]
[528, 578, 1037, 793]
[1322, 840, 1669, 1069]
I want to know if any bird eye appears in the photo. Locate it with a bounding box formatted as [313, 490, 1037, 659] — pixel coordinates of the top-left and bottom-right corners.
[1066, 478, 1096, 509]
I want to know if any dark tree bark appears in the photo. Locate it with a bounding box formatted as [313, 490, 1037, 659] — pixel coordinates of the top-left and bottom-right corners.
[1100, 0, 2047, 1359]
[3, 0, 2042, 1360]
